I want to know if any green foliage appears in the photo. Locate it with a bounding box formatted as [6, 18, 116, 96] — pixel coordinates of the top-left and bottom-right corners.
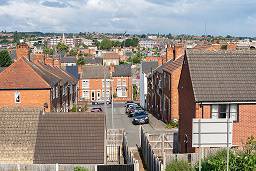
[112, 40, 122, 47]
[221, 45, 227, 50]
[166, 160, 194, 171]
[128, 52, 143, 64]
[100, 38, 113, 50]
[69, 48, 78, 56]
[71, 105, 77, 112]
[133, 85, 138, 100]
[0, 50, 12, 67]
[73, 166, 89, 171]
[43, 47, 54, 55]
[165, 119, 179, 129]
[56, 42, 69, 53]
[123, 37, 139, 47]
[77, 57, 85, 65]
[196, 137, 256, 171]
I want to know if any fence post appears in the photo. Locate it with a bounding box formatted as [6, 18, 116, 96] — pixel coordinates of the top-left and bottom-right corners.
[95, 165, 98, 171]
[134, 160, 140, 171]
[17, 164, 20, 171]
[55, 163, 59, 171]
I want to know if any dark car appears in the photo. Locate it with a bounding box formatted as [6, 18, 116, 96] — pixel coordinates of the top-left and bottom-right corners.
[91, 107, 103, 112]
[128, 106, 144, 117]
[132, 111, 149, 125]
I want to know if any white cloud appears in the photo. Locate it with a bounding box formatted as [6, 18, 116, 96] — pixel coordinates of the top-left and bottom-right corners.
[0, 0, 255, 36]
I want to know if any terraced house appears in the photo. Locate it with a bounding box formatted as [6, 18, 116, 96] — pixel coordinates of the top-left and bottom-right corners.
[79, 64, 132, 103]
[0, 57, 77, 112]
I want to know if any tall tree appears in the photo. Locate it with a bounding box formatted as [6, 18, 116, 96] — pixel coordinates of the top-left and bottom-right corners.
[100, 38, 113, 50]
[0, 50, 12, 67]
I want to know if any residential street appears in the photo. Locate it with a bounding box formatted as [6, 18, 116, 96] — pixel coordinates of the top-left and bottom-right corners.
[104, 102, 155, 147]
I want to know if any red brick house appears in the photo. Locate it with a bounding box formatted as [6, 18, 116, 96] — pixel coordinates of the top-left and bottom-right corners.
[178, 50, 256, 153]
[78, 64, 132, 103]
[147, 44, 185, 122]
[0, 57, 77, 112]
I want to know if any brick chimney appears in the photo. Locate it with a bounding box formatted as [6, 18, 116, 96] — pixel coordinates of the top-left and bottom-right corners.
[173, 44, 185, 60]
[16, 43, 30, 60]
[53, 58, 61, 68]
[33, 52, 44, 64]
[44, 55, 54, 66]
[163, 44, 174, 64]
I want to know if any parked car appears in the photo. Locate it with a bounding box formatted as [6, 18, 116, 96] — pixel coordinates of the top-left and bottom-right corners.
[91, 107, 103, 112]
[132, 111, 149, 125]
[128, 105, 144, 117]
[92, 98, 111, 105]
[125, 103, 137, 113]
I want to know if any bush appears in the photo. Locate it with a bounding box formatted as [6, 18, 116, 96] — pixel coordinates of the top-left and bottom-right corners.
[166, 160, 194, 171]
[196, 137, 256, 171]
[74, 166, 89, 171]
[165, 119, 178, 129]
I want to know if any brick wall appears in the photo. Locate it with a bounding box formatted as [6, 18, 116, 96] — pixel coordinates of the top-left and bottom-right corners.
[196, 104, 256, 147]
[178, 56, 196, 153]
[170, 66, 182, 120]
[0, 90, 51, 112]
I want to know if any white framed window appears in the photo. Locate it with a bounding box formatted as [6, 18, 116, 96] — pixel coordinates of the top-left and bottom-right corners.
[102, 79, 110, 88]
[15, 91, 21, 103]
[117, 87, 127, 97]
[82, 79, 89, 89]
[82, 90, 90, 99]
[122, 79, 126, 86]
[211, 104, 238, 121]
[117, 79, 121, 86]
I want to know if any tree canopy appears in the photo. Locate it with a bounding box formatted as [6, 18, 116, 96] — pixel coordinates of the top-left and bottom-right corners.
[43, 47, 54, 55]
[56, 43, 69, 53]
[0, 50, 12, 67]
[123, 38, 139, 47]
[99, 38, 113, 50]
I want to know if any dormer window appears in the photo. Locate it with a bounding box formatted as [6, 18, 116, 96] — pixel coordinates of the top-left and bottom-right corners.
[15, 91, 21, 103]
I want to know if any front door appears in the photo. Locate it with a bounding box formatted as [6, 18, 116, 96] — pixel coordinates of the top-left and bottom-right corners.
[91, 91, 95, 101]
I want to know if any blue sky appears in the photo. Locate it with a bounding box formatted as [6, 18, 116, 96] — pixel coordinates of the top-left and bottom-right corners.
[0, 0, 256, 36]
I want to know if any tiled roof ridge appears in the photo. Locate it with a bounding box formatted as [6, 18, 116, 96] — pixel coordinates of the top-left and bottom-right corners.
[35, 62, 63, 84]
[23, 59, 53, 88]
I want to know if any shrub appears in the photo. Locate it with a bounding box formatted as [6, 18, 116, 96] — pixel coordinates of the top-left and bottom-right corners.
[165, 119, 178, 129]
[166, 160, 194, 171]
[74, 166, 89, 171]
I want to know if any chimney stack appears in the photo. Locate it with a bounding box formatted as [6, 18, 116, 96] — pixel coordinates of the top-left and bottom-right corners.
[16, 43, 30, 60]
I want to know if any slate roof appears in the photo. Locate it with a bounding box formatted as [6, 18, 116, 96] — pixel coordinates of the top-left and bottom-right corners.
[81, 65, 110, 79]
[65, 65, 79, 79]
[141, 61, 158, 74]
[112, 64, 132, 77]
[61, 56, 77, 63]
[84, 57, 103, 65]
[186, 50, 256, 102]
[0, 108, 105, 164]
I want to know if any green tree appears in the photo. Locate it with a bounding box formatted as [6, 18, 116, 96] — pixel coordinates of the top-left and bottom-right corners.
[100, 38, 113, 50]
[73, 166, 89, 171]
[43, 47, 54, 55]
[56, 42, 69, 53]
[69, 48, 78, 56]
[123, 37, 139, 47]
[0, 50, 12, 67]
[77, 57, 85, 65]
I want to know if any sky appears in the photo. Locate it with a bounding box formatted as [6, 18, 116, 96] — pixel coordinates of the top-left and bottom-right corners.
[0, 0, 256, 36]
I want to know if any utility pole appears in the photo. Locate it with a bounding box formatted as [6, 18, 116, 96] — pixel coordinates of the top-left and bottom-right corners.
[104, 64, 107, 113]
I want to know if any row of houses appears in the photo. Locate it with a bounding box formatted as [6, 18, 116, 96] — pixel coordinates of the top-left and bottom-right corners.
[145, 46, 256, 153]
